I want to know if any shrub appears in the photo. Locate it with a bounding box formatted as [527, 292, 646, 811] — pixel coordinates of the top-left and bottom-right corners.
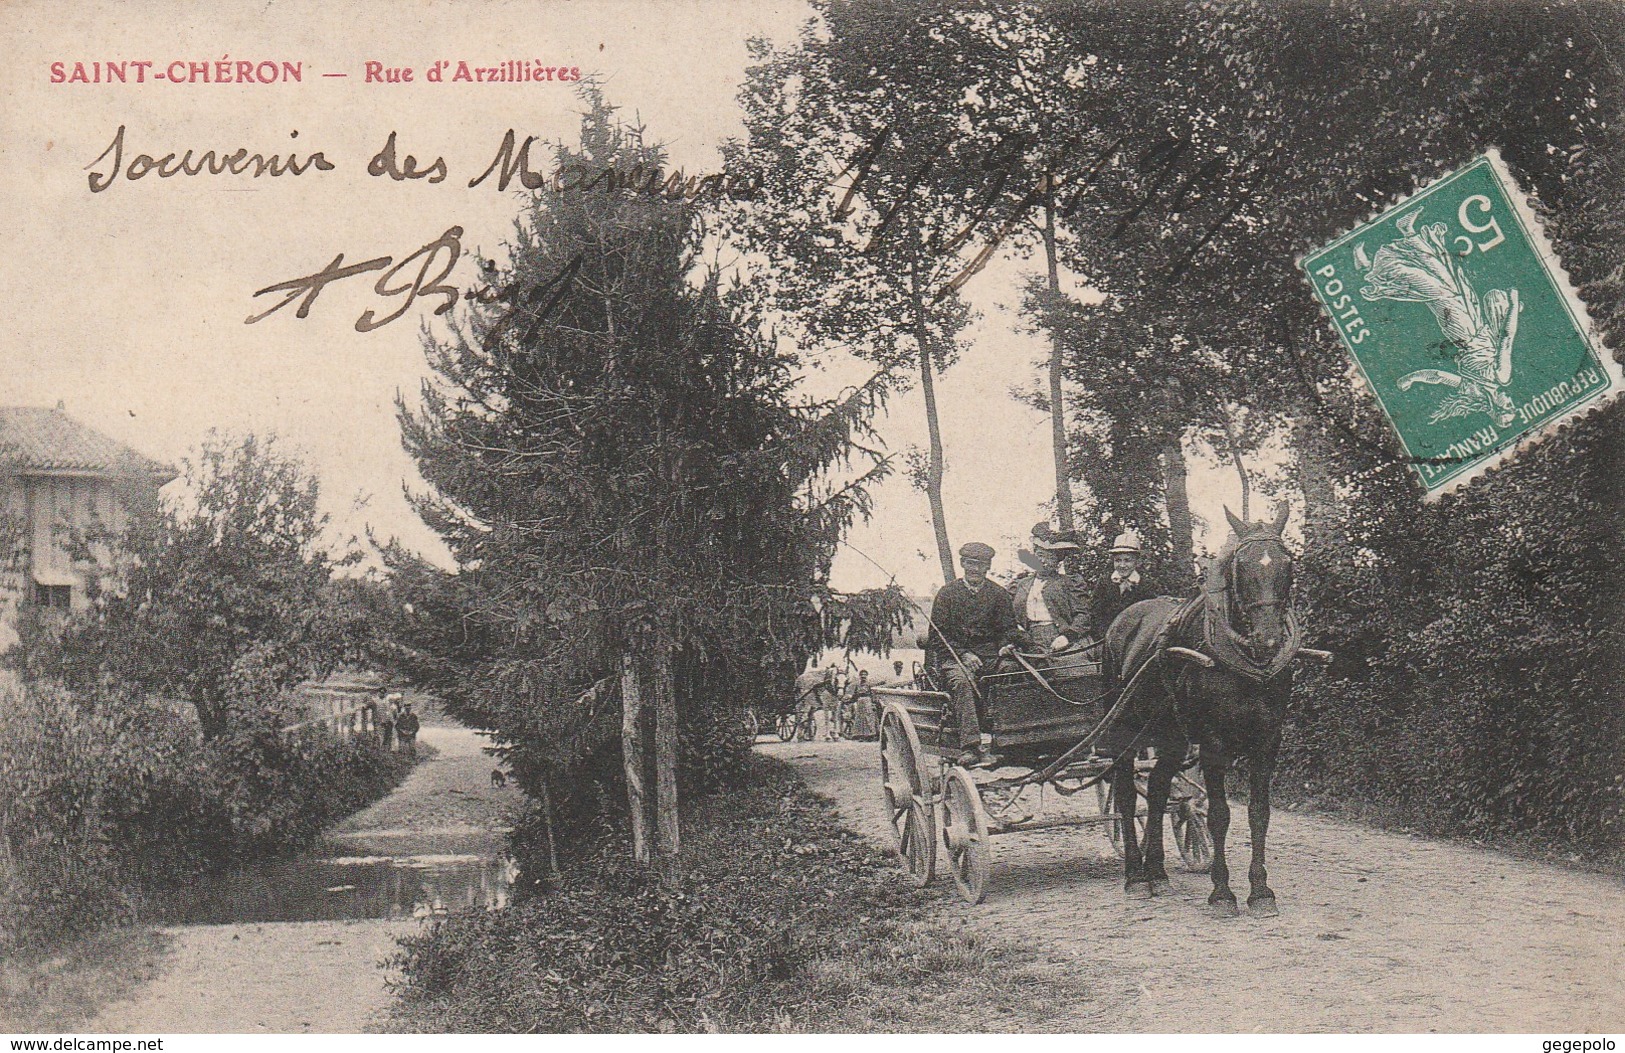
[0, 681, 418, 950]
[0, 682, 138, 950]
[1283, 402, 1625, 863]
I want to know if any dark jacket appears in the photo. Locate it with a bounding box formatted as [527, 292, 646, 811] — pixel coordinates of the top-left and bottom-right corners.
[1090, 573, 1163, 639]
[928, 577, 1023, 667]
[1009, 572, 1089, 640]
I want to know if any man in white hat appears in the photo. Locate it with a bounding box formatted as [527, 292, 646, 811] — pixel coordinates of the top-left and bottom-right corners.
[1089, 529, 1162, 639]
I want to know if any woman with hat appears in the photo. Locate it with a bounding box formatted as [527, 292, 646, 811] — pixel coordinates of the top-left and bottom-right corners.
[1011, 522, 1089, 652]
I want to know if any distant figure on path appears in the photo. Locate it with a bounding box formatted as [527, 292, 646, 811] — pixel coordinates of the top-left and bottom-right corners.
[396, 701, 420, 759]
[844, 668, 878, 740]
[378, 692, 398, 752]
[820, 666, 843, 741]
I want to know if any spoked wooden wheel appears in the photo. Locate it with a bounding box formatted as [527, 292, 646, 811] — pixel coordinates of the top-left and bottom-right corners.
[1176, 799, 1215, 871]
[775, 712, 797, 742]
[941, 766, 991, 904]
[879, 702, 936, 887]
[1102, 779, 1211, 871]
[1102, 781, 1149, 856]
[743, 708, 761, 740]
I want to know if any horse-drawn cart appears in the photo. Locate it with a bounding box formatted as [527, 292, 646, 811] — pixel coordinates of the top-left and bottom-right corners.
[873, 645, 1212, 905]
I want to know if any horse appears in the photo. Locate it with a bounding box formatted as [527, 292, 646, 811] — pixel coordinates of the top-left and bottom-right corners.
[1103, 505, 1300, 917]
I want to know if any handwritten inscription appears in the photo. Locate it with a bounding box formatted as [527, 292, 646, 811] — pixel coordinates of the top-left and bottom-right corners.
[85, 125, 335, 193]
[834, 126, 1275, 297]
[82, 125, 748, 200]
[246, 226, 584, 337]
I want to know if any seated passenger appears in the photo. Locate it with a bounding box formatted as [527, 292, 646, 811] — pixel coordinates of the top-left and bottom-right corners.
[927, 541, 1027, 768]
[1010, 522, 1089, 653]
[1089, 529, 1163, 638]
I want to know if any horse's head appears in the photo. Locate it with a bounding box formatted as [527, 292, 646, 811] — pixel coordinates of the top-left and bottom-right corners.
[1222, 505, 1295, 657]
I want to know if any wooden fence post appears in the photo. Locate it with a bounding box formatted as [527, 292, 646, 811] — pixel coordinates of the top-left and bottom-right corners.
[620, 653, 651, 866]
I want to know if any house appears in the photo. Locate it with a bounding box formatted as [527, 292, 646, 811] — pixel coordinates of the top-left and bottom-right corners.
[0, 404, 175, 649]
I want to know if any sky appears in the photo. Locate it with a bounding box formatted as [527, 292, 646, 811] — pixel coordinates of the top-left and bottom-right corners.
[0, 0, 1251, 599]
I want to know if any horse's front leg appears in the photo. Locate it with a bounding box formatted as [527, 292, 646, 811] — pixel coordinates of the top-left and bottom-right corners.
[1203, 760, 1237, 917]
[1247, 741, 1280, 916]
[1115, 756, 1150, 900]
[1142, 749, 1180, 896]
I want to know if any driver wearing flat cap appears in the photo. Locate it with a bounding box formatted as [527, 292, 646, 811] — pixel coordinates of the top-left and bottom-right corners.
[927, 541, 1028, 768]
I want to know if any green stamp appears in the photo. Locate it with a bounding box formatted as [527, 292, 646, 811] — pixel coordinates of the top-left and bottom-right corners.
[1300, 149, 1621, 498]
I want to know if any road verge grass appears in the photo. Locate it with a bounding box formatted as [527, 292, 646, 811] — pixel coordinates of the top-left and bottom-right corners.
[0, 926, 170, 1032]
[389, 753, 1090, 1032]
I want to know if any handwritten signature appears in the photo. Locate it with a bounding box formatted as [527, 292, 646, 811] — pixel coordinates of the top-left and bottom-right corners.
[246, 226, 581, 337]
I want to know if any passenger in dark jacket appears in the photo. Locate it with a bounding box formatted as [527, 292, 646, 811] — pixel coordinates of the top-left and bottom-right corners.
[1089, 530, 1163, 642]
[928, 542, 1027, 767]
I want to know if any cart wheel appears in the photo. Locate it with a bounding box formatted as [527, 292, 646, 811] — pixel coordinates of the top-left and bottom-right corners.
[1172, 798, 1212, 872]
[879, 702, 935, 886]
[941, 766, 991, 904]
[743, 708, 761, 740]
[1096, 779, 1117, 852]
[776, 712, 797, 742]
[1101, 782, 1147, 857]
[899, 798, 935, 887]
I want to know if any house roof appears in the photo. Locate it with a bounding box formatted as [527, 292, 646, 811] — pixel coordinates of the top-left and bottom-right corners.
[0, 406, 176, 482]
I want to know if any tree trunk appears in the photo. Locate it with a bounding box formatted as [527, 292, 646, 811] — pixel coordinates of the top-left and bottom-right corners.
[1293, 415, 1342, 552]
[1042, 187, 1075, 534]
[535, 772, 564, 888]
[620, 653, 652, 865]
[650, 649, 681, 887]
[910, 280, 955, 584]
[1218, 408, 1251, 521]
[1162, 436, 1195, 588]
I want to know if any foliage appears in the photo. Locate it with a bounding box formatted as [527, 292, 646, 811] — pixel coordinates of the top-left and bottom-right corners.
[1281, 399, 1625, 859]
[0, 680, 416, 951]
[9, 433, 353, 739]
[393, 86, 889, 847]
[390, 756, 1040, 1033]
[762, 0, 1625, 856]
[728, 10, 1001, 580]
[818, 584, 916, 658]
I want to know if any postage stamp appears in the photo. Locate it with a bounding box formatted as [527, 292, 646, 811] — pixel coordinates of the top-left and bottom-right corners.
[1300, 148, 1621, 499]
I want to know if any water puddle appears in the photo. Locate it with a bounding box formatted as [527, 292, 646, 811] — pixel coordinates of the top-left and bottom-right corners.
[150, 848, 516, 926]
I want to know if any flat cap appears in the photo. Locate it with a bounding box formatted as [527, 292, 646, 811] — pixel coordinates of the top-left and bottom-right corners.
[958, 541, 995, 562]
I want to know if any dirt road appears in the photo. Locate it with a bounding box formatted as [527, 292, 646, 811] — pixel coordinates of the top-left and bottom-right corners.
[84, 725, 521, 1034]
[768, 740, 1625, 1033]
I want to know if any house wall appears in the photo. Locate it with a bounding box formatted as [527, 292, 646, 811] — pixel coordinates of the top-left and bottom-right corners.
[0, 473, 126, 650]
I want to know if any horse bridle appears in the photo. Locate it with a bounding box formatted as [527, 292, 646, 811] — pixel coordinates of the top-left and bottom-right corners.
[1223, 535, 1294, 637]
